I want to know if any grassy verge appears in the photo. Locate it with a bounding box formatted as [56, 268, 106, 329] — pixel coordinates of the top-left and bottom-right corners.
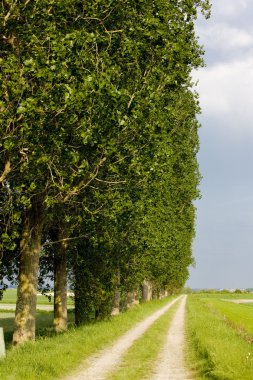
[0, 296, 177, 380]
[107, 299, 180, 380]
[186, 295, 253, 379]
[207, 298, 253, 338]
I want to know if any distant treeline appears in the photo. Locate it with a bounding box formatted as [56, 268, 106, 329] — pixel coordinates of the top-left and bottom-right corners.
[184, 288, 253, 294]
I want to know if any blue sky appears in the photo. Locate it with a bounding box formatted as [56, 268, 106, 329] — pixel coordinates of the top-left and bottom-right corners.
[188, 0, 253, 289]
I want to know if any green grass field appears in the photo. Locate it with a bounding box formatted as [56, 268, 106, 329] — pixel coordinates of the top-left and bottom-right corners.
[0, 288, 73, 349]
[0, 289, 18, 304]
[0, 296, 176, 380]
[3, 293, 253, 379]
[0, 310, 75, 348]
[186, 294, 253, 379]
[207, 298, 253, 338]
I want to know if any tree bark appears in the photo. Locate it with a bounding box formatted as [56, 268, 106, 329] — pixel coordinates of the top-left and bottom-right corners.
[141, 280, 153, 301]
[53, 228, 68, 332]
[127, 290, 139, 308]
[13, 196, 44, 346]
[111, 268, 120, 315]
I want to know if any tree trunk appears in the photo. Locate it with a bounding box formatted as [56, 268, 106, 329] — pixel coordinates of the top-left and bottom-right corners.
[111, 268, 120, 315]
[13, 196, 44, 346]
[127, 290, 139, 308]
[53, 229, 68, 332]
[141, 280, 153, 301]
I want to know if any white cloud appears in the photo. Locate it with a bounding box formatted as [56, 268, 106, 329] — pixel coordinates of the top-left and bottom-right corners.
[198, 24, 253, 52]
[214, 0, 248, 20]
[193, 57, 253, 134]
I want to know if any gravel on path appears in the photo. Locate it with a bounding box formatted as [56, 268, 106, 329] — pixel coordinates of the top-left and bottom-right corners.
[151, 295, 192, 380]
[63, 296, 182, 380]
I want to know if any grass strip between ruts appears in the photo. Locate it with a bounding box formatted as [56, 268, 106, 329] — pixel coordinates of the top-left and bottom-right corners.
[0, 296, 177, 380]
[186, 295, 253, 380]
[106, 299, 180, 380]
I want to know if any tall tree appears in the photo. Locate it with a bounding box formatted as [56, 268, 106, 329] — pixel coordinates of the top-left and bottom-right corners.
[0, 0, 210, 342]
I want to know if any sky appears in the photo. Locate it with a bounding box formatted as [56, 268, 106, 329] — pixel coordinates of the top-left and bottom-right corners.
[187, 0, 253, 289]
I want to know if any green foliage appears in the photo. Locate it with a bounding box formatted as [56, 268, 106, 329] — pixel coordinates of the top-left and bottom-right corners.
[0, 0, 210, 326]
[74, 239, 116, 323]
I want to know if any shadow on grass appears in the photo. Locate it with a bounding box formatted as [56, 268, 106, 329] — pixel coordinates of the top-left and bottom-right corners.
[0, 310, 75, 348]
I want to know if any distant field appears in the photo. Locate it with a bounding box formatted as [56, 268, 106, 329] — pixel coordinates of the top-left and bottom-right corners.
[186, 294, 253, 380]
[0, 289, 18, 304]
[193, 292, 253, 300]
[0, 288, 74, 305]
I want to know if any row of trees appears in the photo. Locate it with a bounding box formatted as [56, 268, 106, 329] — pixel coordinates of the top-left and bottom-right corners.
[0, 0, 210, 346]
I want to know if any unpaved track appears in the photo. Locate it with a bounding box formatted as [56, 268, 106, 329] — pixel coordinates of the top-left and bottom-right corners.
[151, 295, 192, 380]
[63, 296, 182, 380]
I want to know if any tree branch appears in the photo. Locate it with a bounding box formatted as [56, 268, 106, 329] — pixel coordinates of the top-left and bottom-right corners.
[0, 157, 11, 184]
[94, 178, 127, 185]
[42, 234, 89, 248]
[62, 157, 107, 202]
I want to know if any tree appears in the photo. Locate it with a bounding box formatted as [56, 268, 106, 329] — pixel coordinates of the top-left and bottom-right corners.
[0, 0, 211, 343]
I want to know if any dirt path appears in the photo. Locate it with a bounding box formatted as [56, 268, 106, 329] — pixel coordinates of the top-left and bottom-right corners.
[63, 296, 182, 380]
[151, 295, 192, 380]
